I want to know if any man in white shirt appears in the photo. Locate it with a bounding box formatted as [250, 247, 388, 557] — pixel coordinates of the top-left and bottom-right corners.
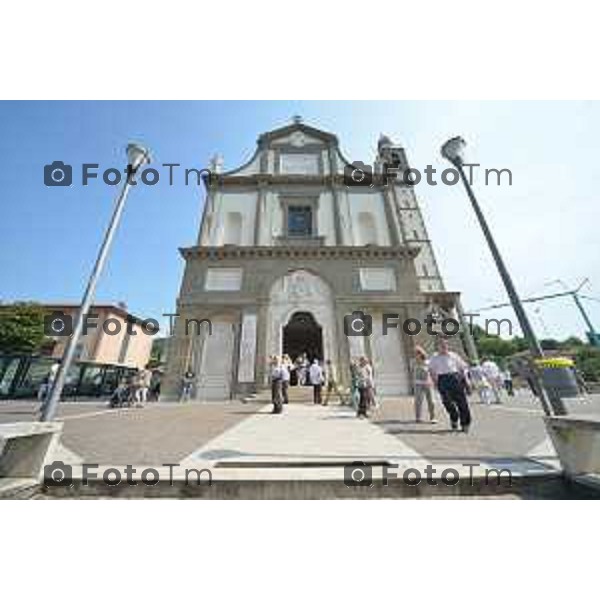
[309, 359, 324, 404]
[429, 338, 472, 432]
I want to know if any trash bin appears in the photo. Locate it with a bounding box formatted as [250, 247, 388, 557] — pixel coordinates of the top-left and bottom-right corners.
[535, 357, 580, 399]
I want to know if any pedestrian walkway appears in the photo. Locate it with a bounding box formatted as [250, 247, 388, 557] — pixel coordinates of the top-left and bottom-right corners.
[5, 393, 597, 498]
[181, 400, 559, 482]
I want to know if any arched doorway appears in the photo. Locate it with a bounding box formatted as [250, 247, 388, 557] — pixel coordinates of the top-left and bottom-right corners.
[266, 269, 337, 385]
[282, 312, 323, 363]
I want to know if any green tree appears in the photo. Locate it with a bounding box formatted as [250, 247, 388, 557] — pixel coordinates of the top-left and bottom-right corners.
[540, 338, 561, 351]
[572, 346, 600, 382]
[562, 336, 584, 348]
[0, 303, 46, 354]
[472, 324, 523, 361]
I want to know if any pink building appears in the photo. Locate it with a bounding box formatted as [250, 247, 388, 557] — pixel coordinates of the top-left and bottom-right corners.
[44, 303, 153, 370]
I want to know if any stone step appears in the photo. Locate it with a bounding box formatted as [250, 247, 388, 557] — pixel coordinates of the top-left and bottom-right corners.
[34, 471, 598, 500]
[244, 386, 315, 403]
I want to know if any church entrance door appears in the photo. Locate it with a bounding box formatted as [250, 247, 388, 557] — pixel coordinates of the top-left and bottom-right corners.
[282, 312, 323, 363]
[266, 269, 337, 387]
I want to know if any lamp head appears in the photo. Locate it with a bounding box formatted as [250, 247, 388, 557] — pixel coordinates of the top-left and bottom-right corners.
[441, 136, 466, 166]
[127, 143, 151, 171]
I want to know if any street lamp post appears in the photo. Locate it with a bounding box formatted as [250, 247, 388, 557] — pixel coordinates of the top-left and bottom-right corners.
[40, 143, 151, 422]
[441, 136, 566, 416]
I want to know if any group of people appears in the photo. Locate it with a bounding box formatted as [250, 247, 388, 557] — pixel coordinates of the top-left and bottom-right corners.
[35, 363, 159, 410]
[109, 367, 156, 408]
[412, 338, 515, 433]
[468, 359, 513, 404]
[269, 354, 344, 414]
[269, 353, 377, 417]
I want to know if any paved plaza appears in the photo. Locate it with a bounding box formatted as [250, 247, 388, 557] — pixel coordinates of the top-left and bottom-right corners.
[2, 390, 599, 498]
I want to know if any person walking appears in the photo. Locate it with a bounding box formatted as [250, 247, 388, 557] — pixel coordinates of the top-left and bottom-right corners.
[413, 347, 436, 423]
[323, 359, 341, 405]
[134, 366, 152, 407]
[356, 356, 374, 418]
[38, 362, 59, 413]
[428, 338, 472, 433]
[299, 353, 310, 386]
[281, 354, 292, 404]
[349, 359, 360, 410]
[270, 355, 284, 414]
[482, 358, 503, 403]
[309, 359, 324, 404]
[469, 361, 493, 405]
[180, 370, 195, 402]
[150, 370, 161, 401]
[502, 367, 514, 396]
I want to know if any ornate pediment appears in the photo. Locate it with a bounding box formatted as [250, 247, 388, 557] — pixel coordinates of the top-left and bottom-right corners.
[260, 121, 336, 149]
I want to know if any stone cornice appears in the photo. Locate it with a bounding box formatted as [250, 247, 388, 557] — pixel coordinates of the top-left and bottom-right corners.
[204, 173, 411, 189]
[180, 245, 420, 261]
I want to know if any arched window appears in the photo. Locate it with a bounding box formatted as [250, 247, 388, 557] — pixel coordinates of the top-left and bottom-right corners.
[358, 211, 378, 245]
[224, 212, 243, 245]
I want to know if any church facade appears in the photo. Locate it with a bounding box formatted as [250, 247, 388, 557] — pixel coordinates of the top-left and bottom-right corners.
[162, 120, 466, 400]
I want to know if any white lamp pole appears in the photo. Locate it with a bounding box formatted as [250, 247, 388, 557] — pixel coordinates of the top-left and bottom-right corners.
[441, 136, 565, 416]
[40, 143, 151, 421]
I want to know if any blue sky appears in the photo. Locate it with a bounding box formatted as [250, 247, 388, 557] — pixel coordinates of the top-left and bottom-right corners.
[0, 101, 598, 340]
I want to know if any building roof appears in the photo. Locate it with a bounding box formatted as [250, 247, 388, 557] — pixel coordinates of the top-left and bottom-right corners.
[4, 301, 148, 325]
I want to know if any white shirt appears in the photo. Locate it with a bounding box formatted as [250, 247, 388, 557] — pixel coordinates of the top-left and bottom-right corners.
[428, 352, 467, 377]
[413, 359, 431, 386]
[270, 365, 284, 381]
[309, 363, 324, 385]
[482, 360, 500, 379]
[469, 365, 490, 386]
[357, 363, 374, 388]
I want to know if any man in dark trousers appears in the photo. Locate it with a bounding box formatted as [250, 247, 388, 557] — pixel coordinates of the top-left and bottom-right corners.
[428, 337, 472, 433]
[309, 359, 324, 404]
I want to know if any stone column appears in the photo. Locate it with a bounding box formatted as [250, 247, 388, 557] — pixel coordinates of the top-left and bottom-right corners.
[199, 188, 216, 245]
[255, 302, 270, 387]
[237, 311, 258, 384]
[253, 148, 269, 246]
[254, 183, 267, 245]
[327, 147, 343, 245]
[383, 187, 401, 246]
[390, 184, 408, 244]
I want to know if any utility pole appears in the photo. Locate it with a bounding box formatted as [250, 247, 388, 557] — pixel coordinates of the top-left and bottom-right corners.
[475, 278, 599, 347]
